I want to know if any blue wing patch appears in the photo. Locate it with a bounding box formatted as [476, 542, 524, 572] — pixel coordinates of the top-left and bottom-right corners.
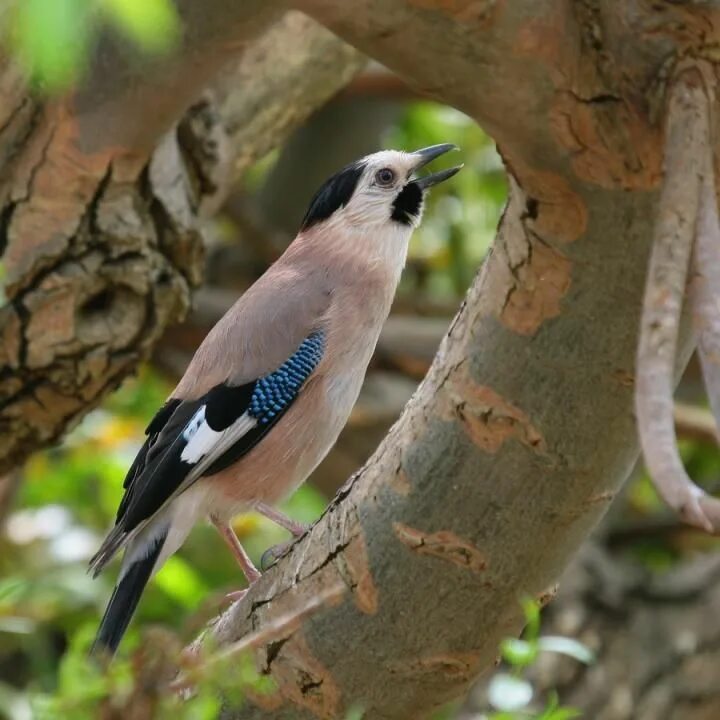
[249, 331, 325, 424]
[98, 330, 326, 551]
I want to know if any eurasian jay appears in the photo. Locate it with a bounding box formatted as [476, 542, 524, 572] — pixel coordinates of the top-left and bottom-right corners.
[89, 144, 462, 656]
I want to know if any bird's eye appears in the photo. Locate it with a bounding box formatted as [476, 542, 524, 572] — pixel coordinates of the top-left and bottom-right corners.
[375, 168, 395, 186]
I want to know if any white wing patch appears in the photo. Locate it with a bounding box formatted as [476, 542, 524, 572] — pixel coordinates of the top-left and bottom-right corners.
[180, 406, 257, 464]
[181, 410, 221, 463]
[182, 406, 207, 442]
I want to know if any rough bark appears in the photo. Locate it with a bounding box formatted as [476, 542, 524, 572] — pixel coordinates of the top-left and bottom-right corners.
[194, 2, 720, 718]
[0, 11, 363, 475]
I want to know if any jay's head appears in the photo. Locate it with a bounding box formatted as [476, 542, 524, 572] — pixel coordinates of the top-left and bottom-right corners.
[299, 144, 462, 236]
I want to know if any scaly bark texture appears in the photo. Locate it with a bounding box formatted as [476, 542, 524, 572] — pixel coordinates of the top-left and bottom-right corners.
[197, 2, 720, 718]
[0, 11, 364, 475]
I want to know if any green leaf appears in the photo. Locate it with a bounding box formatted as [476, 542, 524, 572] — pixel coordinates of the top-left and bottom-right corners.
[500, 638, 538, 668]
[488, 674, 533, 712]
[538, 636, 595, 665]
[0, 577, 28, 604]
[521, 596, 541, 641]
[11, 0, 90, 89]
[178, 692, 222, 720]
[101, 0, 180, 53]
[153, 555, 209, 608]
[534, 691, 582, 720]
[345, 706, 365, 720]
[539, 709, 582, 720]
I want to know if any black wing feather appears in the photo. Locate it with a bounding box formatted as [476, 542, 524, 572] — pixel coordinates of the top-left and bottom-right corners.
[90, 530, 167, 657]
[117, 396, 207, 529]
[105, 331, 325, 544]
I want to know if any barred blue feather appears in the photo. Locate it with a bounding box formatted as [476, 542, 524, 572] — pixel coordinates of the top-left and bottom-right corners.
[249, 332, 325, 423]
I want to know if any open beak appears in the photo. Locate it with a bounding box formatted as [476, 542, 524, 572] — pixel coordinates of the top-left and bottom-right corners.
[410, 143, 463, 189]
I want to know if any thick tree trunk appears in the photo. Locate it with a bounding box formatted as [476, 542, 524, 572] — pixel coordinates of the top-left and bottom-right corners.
[0, 10, 363, 476]
[199, 2, 717, 718]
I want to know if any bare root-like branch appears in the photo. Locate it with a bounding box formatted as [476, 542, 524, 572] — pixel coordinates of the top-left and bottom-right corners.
[636, 66, 717, 532]
[692, 155, 720, 427]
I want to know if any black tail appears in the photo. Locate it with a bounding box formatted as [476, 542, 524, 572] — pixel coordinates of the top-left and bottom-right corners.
[90, 533, 166, 658]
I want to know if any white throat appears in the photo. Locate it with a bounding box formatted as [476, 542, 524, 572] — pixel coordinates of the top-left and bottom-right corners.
[320, 210, 414, 285]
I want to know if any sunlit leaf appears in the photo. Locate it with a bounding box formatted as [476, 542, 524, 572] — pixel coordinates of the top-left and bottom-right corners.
[178, 692, 222, 720]
[232, 513, 263, 538]
[521, 596, 541, 641]
[538, 708, 582, 720]
[538, 636, 595, 665]
[154, 556, 209, 608]
[56, 625, 113, 702]
[101, 0, 180, 52]
[11, 0, 90, 89]
[500, 637, 538, 668]
[535, 690, 582, 720]
[345, 705, 365, 720]
[0, 577, 29, 604]
[488, 674, 533, 712]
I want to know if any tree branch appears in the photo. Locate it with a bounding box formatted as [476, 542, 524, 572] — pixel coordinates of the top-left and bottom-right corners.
[207, 173, 678, 717]
[0, 10, 363, 474]
[674, 402, 720, 446]
[197, 4, 720, 717]
[691, 143, 720, 437]
[213, 13, 366, 188]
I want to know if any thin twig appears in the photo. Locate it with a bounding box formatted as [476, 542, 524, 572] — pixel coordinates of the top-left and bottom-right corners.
[171, 582, 345, 692]
[0, 471, 21, 528]
[636, 65, 716, 532]
[674, 402, 719, 445]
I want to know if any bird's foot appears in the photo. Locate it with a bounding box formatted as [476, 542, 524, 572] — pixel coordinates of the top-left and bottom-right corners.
[260, 539, 296, 570]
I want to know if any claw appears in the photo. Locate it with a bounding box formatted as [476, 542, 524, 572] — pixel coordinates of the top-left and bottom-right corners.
[261, 540, 295, 570]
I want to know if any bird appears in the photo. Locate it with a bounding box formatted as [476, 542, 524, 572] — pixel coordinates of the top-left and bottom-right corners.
[88, 144, 462, 657]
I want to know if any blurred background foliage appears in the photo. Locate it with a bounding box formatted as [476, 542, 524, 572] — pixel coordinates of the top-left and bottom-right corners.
[4, 0, 180, 89]
[2, 2, 720, 719]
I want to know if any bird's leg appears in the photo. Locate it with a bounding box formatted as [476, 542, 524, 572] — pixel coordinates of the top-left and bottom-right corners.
[253, 501, 308, 537]
[211, 515, 261, 602]
[253, 502, 310, 571]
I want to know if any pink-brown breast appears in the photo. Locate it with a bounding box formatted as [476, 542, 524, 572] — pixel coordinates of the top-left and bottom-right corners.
[200, 252, 401, 519]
